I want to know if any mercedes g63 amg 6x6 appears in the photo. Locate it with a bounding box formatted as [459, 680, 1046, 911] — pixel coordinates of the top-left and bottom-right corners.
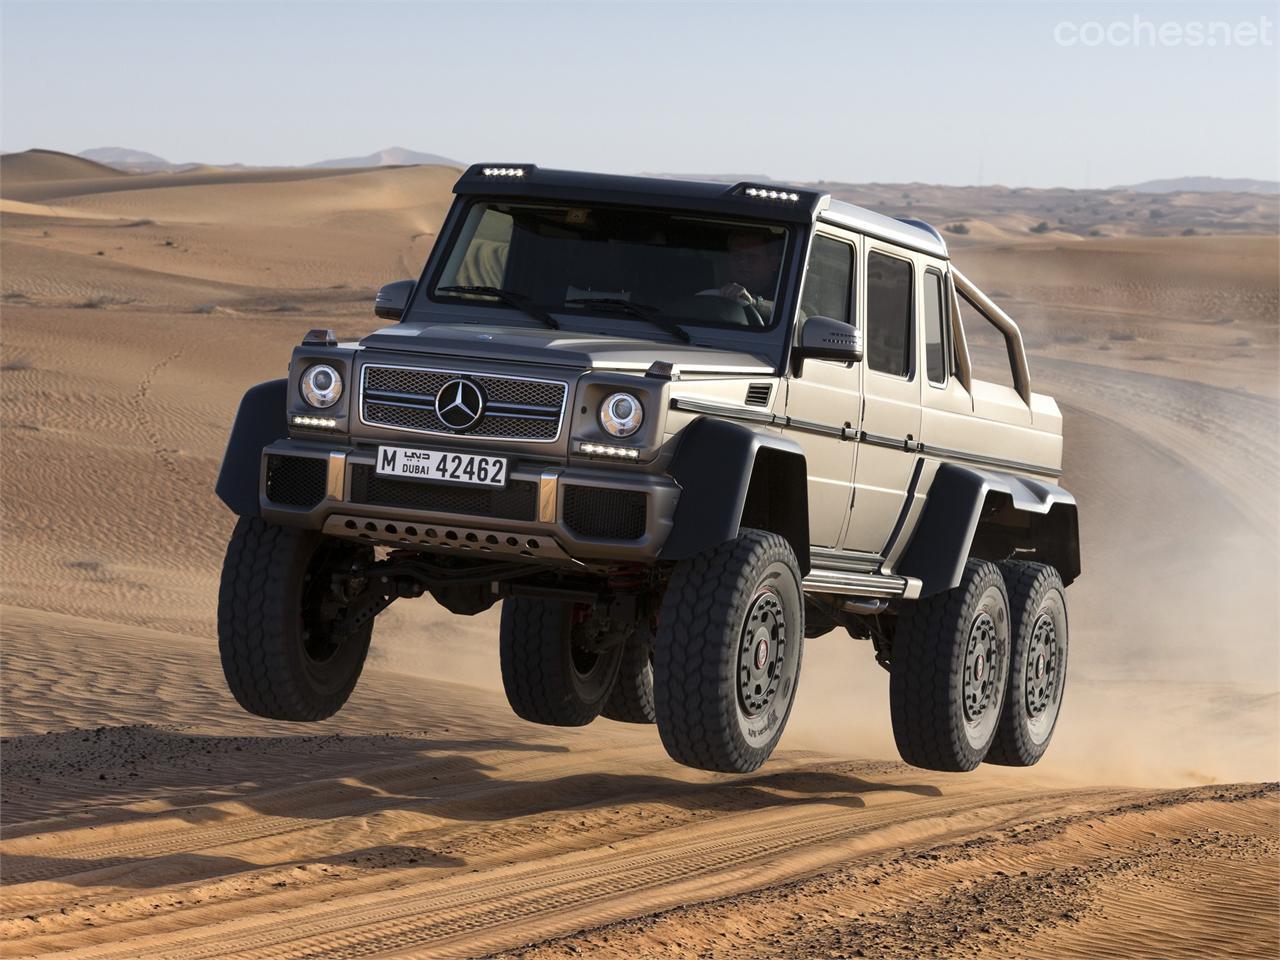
[216, 165, 1079, 774]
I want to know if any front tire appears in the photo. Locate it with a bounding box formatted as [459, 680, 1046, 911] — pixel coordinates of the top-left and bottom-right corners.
[985, 561, 1068, 767]
[217, 516, 374, 721]
[499, 598, 624, 726]
[890, 558, 1011, 772]
[653, 529, 804, 773]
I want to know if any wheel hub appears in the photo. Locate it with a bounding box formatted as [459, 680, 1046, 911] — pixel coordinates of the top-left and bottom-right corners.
[738, 590, 786, 717]
[962, 612, 1001, 724]
[1025, 613, 1060, 718]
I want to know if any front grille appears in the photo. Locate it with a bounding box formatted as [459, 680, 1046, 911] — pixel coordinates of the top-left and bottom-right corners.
[360, 364, 567, 442]
[265, 455, 327, 508]
[348, 464, 537, 521]
[563, 486, 647, 540]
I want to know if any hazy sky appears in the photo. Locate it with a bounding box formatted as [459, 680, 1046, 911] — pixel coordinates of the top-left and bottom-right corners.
[3, 0, 1276, 187]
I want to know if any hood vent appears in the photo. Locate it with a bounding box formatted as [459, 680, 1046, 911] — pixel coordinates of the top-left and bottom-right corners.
[744, 383, 773, 407]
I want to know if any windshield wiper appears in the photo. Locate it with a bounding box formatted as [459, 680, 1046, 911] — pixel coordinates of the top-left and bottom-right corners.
[437, 285, 559, 330]
[564, 297, 692, 344]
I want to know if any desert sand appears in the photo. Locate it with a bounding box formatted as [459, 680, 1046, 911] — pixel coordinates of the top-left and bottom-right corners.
[1, 149, 1277, 958]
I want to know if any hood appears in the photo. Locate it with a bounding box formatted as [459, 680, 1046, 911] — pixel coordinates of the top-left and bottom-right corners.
[360, 320, 777, 376]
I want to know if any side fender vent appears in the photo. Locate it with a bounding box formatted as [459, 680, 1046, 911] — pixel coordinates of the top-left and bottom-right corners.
[745, 383, 773, 407]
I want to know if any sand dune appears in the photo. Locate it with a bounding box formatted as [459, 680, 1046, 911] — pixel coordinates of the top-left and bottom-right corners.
[1, 159, 1276, 958]
[0, 150, 124, 186]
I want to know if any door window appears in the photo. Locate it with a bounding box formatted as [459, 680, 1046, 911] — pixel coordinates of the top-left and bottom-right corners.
[923, 268, 948, 385]
[798, 235, 855, 324]
[867, 251, 914, 378]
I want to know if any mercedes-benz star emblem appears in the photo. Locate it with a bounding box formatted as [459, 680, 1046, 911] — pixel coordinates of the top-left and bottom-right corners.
[435, 378, 486, 431]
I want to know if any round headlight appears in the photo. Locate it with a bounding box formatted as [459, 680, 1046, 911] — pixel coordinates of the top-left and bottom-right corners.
[600, 392, 643, 438]
[300, 364, 342, 408]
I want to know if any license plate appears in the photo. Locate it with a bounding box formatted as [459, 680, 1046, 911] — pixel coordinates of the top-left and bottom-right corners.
[375, 446, 508, 487]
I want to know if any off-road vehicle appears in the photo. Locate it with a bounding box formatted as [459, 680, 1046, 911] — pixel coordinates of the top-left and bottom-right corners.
[216, 165, 1079, 774]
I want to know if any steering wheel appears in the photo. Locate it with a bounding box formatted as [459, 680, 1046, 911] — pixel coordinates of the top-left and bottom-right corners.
[741, 299, 765, 327]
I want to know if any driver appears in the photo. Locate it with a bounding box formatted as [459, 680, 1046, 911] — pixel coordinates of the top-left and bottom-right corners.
[701, 231, 781, 323]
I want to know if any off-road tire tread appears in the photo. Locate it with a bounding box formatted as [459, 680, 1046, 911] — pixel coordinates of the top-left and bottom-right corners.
[986, 560, 1065, 767]
[654, 529, 802, 773]
[890, 558, 1006, 772]
[500, 598, 601, 727]
[603, 628, 656, 724]
[217, 516, 364, 722]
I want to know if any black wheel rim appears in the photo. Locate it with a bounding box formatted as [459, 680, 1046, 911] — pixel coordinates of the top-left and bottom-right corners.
[738, 588, 787, 717]
[300, 540, 368, 665]
[962, 611, 1001, 725]
[1025, 612, 1061, 722]
[571, 644, 601, 679]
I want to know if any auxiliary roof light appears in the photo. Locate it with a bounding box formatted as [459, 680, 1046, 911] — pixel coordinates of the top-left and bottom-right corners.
[481, 167, 526, 177]
[744, 186, 801, 202]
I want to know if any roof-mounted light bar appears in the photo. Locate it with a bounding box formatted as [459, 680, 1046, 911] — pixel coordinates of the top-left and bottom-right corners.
[743, 186, 801, 202]
[481, 166, 526, 177]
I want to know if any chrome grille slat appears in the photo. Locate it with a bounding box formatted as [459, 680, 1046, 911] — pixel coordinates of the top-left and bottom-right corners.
[360, 363, 568, 442]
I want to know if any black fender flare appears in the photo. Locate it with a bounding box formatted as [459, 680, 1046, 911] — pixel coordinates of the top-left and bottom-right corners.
[659, 417, 810, 573]
[215, 379, 288, 517]
[897, 462, 1080, 597]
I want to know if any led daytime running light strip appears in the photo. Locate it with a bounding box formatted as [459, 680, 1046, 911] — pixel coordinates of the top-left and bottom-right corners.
[581, 442, 640, 459]
[292, 414, 338, 428]
[482, 167, 525, 177]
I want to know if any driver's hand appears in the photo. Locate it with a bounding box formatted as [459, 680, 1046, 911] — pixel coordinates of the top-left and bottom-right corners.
[718, 282, 754, 305]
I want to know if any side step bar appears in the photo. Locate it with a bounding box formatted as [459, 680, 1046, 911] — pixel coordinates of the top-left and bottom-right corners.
[803, 567, 922, 600]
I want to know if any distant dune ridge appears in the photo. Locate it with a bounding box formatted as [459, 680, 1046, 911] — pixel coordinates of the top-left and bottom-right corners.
[1118, 175, 1280, 194]
[0, 144, 1276, 960]
[4, 149, 1276, 240]
[306, 145, 462, 168]
[66, 144, 463, 173]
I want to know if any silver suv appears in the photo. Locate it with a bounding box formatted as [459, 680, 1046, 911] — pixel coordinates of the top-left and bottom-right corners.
[215, 165, 1080, 774]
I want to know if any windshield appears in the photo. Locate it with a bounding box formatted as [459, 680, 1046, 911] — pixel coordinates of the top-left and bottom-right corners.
[427, 201, 789, 331]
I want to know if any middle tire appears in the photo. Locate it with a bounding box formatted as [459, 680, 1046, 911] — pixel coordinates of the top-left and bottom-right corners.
[653, 529, 804, 773]
[890, 558, 1011, 772]
[499, 597, 624, 726]
[602, 625, 657, 724]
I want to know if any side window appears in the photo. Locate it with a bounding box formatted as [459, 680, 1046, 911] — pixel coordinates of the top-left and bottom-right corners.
[798, 235, 855, 324]
[867, 251, 914, 378]
[923, 268, 948, 385]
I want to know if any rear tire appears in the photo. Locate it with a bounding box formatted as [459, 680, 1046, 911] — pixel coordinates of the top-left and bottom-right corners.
[602, 625, 656, 724]
[499, 597, 624, 726]
[653, 529, 804, 773]
[217, 516, 374, 722]
[890, 558, 1010, 772]
[985, 561, 1068, 767]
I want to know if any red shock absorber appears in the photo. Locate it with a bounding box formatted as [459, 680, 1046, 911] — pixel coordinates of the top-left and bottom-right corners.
[607, 564, 647, 593]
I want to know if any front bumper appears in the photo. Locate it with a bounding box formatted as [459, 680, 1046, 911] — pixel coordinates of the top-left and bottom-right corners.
[258, 439, 679, 566]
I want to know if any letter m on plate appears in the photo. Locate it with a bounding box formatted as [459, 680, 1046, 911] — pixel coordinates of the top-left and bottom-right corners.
[380, 448, 398, 471]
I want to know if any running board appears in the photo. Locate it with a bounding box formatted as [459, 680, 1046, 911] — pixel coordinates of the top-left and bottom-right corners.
[803, 567, 922, 600]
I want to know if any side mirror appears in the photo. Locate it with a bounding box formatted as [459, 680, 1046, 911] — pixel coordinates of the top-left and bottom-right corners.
[374, 279, 415, 321]
[795, 315, 863, 363]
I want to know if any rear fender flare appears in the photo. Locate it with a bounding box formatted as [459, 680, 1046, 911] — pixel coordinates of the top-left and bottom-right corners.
[659, 417, 810, 573]
[215, 379, 288, 517]
[898, 463, 1080, 596]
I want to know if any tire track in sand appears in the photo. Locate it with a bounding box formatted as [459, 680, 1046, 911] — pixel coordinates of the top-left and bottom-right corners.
[46, 787, 1126, 960]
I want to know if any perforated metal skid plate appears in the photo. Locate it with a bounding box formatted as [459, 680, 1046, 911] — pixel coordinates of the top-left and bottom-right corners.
[322, 514, 573, 562]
